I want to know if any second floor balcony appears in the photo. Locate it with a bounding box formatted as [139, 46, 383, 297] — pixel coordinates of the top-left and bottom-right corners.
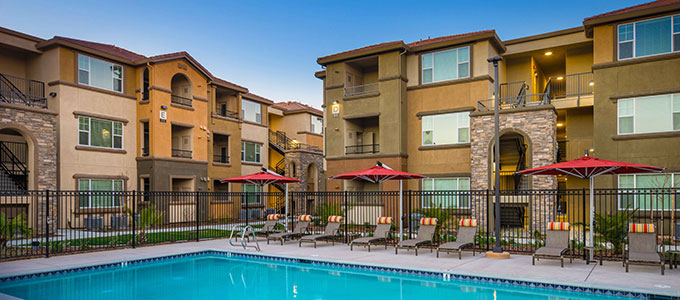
[345, 144, 379, 155]
[0, 73, 47, 109]
[172, 149, 192, 159]
[344, 82, 378, 97]
[171, 94, 193, 108]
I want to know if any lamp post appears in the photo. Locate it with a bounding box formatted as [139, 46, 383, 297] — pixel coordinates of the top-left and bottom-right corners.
[488, 56, 504, 254]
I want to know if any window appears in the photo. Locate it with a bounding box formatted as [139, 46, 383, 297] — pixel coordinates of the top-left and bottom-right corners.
[421, 178, 470, 209]
[618, 14, 680, 60]
[242, 99, 262, 123]
[422, 112, 469, 145]
[311, 115, 323, 134]
[78, 178, 123, 208]
[242, 184, 262, 204]
[78, 54, 123, 92]
[618, 174, 679, 211]
[617, 93, 680, 135]
[241, 141, 261, 163]
[421, 46, 469, 84]
[79, 116, 123, 149]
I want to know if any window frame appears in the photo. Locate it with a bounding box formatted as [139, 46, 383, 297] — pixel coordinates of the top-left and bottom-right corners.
[420, 177, 471, 209]
[241, 184, 262, 205]
[241, 141, 261, 163]
[421, 46, 470, 84]
[241, 99, 262, 124]
[77, 54, 124, 92]
[421, 111, 470, 146]
[617, 14, 680, 61]
[77, 178, 124, 209]
[617, 173, 679, 211]
[78, 116, 124, 150]
[310, 115, 323, 134]
[617, 93, 679, 135]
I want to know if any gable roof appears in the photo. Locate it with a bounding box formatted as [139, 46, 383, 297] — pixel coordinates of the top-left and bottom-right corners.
[243, 92, 275, 105]
[583, 0, 680, 37]
[273, 101, 322, 116]
[38, 36, 147, 62]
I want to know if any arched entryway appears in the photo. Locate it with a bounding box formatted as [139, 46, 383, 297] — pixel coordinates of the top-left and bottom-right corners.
[306, 163, 319, 192]
[0, 127, 36, 190]
[170, 73, 192, 107]
[491, 131, 531, 191]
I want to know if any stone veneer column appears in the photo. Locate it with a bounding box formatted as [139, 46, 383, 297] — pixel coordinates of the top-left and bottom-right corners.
[469, 106, 557, 230]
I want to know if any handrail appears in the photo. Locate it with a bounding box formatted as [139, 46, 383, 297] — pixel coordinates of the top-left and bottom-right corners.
[0, 141, 28, 190]
[344, 82, 379, 97]
[171, 94, 193, 107]
[0, 73, 47, 108]
[268, 129, 322, 153]
[228, 225, 260, 251]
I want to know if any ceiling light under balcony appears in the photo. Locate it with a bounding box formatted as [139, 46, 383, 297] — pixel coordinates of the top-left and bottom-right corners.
[544, 51, 553, 56]
[556, 76, 564, 80]
[589, 80, 594, 86]
[556, 123, 564, 127]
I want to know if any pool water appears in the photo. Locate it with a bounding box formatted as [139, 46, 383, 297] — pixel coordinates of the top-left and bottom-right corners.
[0, 253, 633, 300]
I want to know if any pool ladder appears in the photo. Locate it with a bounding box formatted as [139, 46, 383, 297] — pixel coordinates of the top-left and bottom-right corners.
[228, 225, 261, 251]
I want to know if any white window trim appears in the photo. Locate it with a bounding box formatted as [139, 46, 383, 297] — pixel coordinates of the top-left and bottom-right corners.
[242, 99, 262, 124]
[311, 115, 323, 134]
[617, 14, 680, 61]
[78, 116, 124, 149]
[78, 178, 124, 208]
[241, 141, 261, 163]
[617, 94, 679, 135]
[617, 173, 679, 211]
[77, 54, 124, 93]
[421, 46, 470, 84]
[421, 112, 470, 146]
[421, 177, 471, 209]
[241, 184, 262, 205]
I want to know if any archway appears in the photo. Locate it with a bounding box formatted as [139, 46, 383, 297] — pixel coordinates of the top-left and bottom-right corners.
[0, 127, 36, 190]
[306, 163, 318, 192]
[488, 129, 532, 192]
[170, 73, 192, 106]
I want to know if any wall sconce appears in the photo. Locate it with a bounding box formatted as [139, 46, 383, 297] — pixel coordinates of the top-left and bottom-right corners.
[161, 105, 167, 110]
[49, 92, 57, 97]
[589, 80, 594, 86]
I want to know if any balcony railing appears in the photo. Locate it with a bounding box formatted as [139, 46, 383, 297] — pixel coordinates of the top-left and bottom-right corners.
[216, 107, 239, 119]
[477, 93, 550, 111]
[344, 82, 378, 97]
[171, 149, 192, 159]
[549, 72, 594, 103]
[345, 144, 379, 155]
[0, 73, 47, 109]
[171, 95, 193, 107]
[213, 154, 229, 164]
[141, 148, 149, 157]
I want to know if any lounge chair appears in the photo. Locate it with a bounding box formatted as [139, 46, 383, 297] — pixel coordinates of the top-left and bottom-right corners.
[437, 219, 477, 259]
[259, 214, 281, 237]
[350, 217, 393, 252]
[266, 215, 311, 245]
[625, 223, 664, 275]
[395, 218, 438, 256]
[299, 216, 343, 248]
[532, 222, 573, 268]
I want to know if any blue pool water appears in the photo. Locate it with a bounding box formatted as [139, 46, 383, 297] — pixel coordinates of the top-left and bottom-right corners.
[0, 253, 637, 300]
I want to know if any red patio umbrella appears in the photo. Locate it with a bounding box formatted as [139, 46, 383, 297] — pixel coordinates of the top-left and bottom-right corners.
[518, 155, 663, 260]
[221, 169, 300, 228]
[329, 161, 426, 241]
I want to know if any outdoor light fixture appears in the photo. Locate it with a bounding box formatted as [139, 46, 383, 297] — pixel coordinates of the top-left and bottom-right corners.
[331, 100, 340, 117]
[589, 80, 594, 86]
[557, 123, 564, 127]
[49, 92, 57, 97]
[161, 105, 168, 110]
[557, 76, 564, 80]
[544, 51, 553, 56]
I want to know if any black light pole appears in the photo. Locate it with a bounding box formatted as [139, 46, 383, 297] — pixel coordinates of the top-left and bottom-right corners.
[488, 56, 503, 253]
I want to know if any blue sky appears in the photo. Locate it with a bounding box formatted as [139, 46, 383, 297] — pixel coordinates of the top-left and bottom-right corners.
[1, 0, 646, 108]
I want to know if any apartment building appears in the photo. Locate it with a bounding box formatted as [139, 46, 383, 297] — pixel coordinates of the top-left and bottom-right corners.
[316, 0, 680, 222]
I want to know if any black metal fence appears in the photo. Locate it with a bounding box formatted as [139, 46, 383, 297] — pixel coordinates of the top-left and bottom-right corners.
[0, 189, 678, 261]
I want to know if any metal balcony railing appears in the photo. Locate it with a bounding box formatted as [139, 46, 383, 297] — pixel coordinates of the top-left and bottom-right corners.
[549, 72, 594, 103]
[217, 106, 239, 119]
[213, 154, 229, 164]
[477, 93, 550, 111]
[0, 73, 47, 109]
[345, 144, 379, 155]
[171, 95, 193, 107]
[344, 82, 378, 97]
[171, 149, 192, 159]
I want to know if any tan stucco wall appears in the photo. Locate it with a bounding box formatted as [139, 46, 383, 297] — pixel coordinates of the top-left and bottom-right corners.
[241, 122, 268, 174]
[593, 25, 614, 65]
[0, 48, 27, 78]
[57, 85, 138, 190]
[207, 88, 242, 186]
[565, 47, 593, 75]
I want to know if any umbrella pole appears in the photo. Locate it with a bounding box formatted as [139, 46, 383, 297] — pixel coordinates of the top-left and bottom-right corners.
[285, 183, 289, 232]
[399, 180, 403, 242]
[589, 176, 594, 262]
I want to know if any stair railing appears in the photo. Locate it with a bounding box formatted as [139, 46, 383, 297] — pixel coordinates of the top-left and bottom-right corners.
[0, 141, 28, 190]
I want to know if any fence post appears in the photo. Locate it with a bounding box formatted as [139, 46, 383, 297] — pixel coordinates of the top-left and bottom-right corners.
[407, 190, 412, 239]
[196, 192, 200, 242]
[486, 189, 490, 251]
[132, 190, 136, 249]
[45, 189, 50, 258]
[343, 191, 348, 244]
[582, 188, 587, 260]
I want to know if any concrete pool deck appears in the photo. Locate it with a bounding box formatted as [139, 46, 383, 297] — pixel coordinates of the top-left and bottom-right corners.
[0, 239, 678, 298]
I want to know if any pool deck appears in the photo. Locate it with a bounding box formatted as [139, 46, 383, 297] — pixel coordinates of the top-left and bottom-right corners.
[1, 239, 678, 298]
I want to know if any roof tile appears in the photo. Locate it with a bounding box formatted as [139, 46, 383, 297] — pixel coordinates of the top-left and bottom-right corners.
[273, 101, 322, 115]
[52, 36, 147, 61]
[584, 0, 680, 22]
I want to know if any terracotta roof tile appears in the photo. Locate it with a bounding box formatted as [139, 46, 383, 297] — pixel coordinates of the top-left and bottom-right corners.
[51, 36, 147, 61]
[584, 0, 680, 22]
[243, 92, 275, 105]
[317, 40, 404, 62]
[148, 51, 248, 92]
[406, 30, 495, 48]
[273, 101, 322, 115]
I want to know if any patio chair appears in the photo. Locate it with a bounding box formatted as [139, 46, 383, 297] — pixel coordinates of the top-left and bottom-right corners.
[437, 219, 477, 259]
[266, 215, 311, 245]
[299, 216, 343, 248]
[532, 222, 573, 268]
[259, 214, 282, 237]
[625, 223, 664, 275]
[395, 218, 438, 256]
[350, 217, 393, 252]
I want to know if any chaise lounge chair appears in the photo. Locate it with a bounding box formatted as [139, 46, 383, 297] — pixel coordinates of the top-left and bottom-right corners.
[299, 216, 343, 248]
[437, 219, 477, 259]
[625, 223, 664, 275]
[259, 214, 282, 237]
[395, 218, 438, 256]
[532, 222, 573, 268]
[350, 217, 393, 252]
[267, 215, 311, 245]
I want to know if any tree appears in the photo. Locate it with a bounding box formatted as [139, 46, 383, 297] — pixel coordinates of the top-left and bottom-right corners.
[124, 205, 163, 244]
[1, 213, 31, 249]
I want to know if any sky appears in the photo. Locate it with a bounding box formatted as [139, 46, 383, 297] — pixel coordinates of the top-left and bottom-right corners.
[0, 0, 648, 109]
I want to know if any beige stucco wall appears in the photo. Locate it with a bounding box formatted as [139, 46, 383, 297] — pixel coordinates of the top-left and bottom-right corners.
[241, 122, 268, 175]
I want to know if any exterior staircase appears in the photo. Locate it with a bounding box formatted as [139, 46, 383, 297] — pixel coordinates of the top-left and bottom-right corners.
[0, 73, 47, 108]
[0, 141, 28, 191]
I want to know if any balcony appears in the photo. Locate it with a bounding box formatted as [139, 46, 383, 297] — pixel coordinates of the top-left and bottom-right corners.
[172, 149, 192, 159]
[345, 144, 379, 155]
[216, 106, 239, 119]
[171, 95, 193, 108]
[213, 154, 230, 164]
[344, 83, 378, 97]
[477, 72, 593, 111]
[0, 73, 47, 109]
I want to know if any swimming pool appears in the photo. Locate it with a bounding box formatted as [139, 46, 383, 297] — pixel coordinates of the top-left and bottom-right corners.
[0, 251, 655, 299]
